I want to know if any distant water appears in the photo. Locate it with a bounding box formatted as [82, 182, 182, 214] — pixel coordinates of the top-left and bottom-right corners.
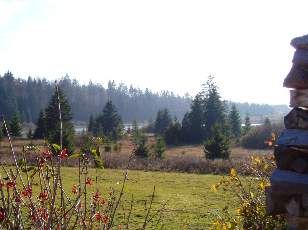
[74, 123, 147, 134]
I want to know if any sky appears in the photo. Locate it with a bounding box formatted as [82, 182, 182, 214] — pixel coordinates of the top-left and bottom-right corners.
[0, 0, 308, 104]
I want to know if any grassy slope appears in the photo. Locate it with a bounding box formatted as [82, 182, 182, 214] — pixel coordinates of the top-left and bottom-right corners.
[59, 168, 235, 229]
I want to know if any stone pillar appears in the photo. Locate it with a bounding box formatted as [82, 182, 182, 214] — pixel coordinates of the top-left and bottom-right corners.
[266, 34, 308, 230]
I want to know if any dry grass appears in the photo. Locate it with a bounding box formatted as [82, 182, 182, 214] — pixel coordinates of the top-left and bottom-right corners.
[0, 136, 272, 175]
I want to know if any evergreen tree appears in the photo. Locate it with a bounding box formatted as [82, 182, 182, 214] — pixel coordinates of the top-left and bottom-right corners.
[154, 108, 172, 134]
[87, 115, 95, 133]
[1, 123, 8, 137]
[131, 120, 140, 144]
[165, 118, 182, 145]
[134, 134, 149, 158]
[182, 94, 204, 143]
[96, 100, 123, 140]
[243, 114, 251, 135]
[203, 123, 230, 159]
[10, 112, 22, 137]
[202, 76, 227, 140]
[152, 136, 166, 159]
[33, 110, 46, 139]
[228, 104, 241, 142]
[264, 117, 271, 127]
[45, 87, 75, 151]
[27, 128, 33, 139]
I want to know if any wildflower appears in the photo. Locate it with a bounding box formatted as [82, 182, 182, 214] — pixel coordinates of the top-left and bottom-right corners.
[93, 191, 100, 203]
[59, 148, 68, 159]
[72, 184, 78, 194]
[39, 192, 48, 201]
[0, 209, 5, 222]
[15, 196, 21, 203]
[7, 181, 15, 189]
[85, 178, 93, 186]
[103, 215, 109, 224]
[22, 186, 32, 197]
[95, 212, 102, 221]
[43, 151, 52, 159]
[39, 158, 46, 167]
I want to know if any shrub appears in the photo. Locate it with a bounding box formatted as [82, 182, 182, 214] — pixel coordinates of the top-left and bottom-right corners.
[134, 134, 149, 158]
[240, 123, 284, 149]
[211, 155, 287, 230]
[204, 123, 230, 159]
[151, 136, 166, 159]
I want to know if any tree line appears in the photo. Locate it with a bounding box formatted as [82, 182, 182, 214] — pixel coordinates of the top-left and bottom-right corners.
[0, 72, 288, 125]
[0, 71, 191, 123]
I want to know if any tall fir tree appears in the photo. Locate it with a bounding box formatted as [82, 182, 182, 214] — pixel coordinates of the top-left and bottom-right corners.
[243, 114, 251, 135]
[96, 100, 123, 140]
[33, 110, 46, 139]
[154, 108, 172, 134]
[45, 87, 75, 151]
[202, 76, 228, 140]
[228, 104, 242, 142]
[10, 112, 22, 137]
[87, 115, 95, 133]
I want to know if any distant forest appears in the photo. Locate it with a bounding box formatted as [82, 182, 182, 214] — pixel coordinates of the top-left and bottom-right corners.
[0, 72, 289, 123]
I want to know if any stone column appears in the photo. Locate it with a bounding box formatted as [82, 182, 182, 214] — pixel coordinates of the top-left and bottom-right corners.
[266, 34, 308, 230]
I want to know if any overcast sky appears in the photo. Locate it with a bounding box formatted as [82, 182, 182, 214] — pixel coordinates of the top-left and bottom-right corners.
[1, 0, 308, 104]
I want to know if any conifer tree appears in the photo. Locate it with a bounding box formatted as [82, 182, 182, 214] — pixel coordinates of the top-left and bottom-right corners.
[0, 124, 3, 141]
[33, 110, 46, 139]
[243, 114, 251, 135]
[202, 76, 227, 140]
[96, 100, 123, 140]
[203, 123, 230, 159]
[10, 112, 22, 137]
[228, 104, 242, 142]
[152, 136, 166, 159]
[87, 115, 95, 133]
[154, 108, 172, 134]
[45, 87, 75, 151]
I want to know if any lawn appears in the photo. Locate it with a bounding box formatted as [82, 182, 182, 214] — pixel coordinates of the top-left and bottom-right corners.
[58, 168, 236, 229]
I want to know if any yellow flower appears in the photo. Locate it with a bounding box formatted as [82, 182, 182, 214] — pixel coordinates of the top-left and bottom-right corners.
[230, 168, 237, 177]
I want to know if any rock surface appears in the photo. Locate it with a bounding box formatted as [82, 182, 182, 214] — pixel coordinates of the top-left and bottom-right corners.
[283, 64, 308, 89]
[285, 108, 308, 129]
[291, 34, 308, 49]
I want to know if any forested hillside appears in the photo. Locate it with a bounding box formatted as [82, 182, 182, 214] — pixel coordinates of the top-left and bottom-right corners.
[0, 71, 289, 123]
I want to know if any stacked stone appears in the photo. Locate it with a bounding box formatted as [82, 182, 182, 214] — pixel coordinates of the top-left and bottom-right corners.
[267, 34, 308, 229]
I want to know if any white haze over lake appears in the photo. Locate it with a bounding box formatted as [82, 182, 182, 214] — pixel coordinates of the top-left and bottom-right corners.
[1, 0, 308, 104]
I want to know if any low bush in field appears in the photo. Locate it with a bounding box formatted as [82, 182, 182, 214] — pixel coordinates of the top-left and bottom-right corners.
[211, 155, 287, 230]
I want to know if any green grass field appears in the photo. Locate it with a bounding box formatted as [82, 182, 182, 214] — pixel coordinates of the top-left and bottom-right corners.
[57, 168, 235, 229]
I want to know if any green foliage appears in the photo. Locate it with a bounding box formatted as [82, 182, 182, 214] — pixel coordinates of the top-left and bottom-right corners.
[212, 156, 287, 230]
[243, 114, 251, 135]
[134, 134, 149, 158]
[45, 87, 75, 152]
[241, 126, 272, 149]
[228, 104, 241, 142]
[164, 118, 182, 145]
[152, 136, 166, 159]
[0, 124, 3, 141]
[154, 108, 172, 134]
[10, 112, 22, 137]
[203, 123, 230, 159]
[95, 100, 123, 140]
[132, 120, 140, 144]
[33, 110, 46, 139]
[87, 115, 95, 133]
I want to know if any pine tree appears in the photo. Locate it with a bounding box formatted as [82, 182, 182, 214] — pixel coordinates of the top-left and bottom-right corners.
[152, 136, 166, 159]
[264, 117, 271, 127]
[87, 115, 95, 133]
[165, 118, 182, 145]
[33, 110, 46, 139]
[243, 114, 251, 135]
[134, 134, 149, 158]
[96, 100, 123, 140]
[154, 109, 172, 134]
[202, 76, 227, 140]
[228, 104, 241, 142]
[45, 87, 75, 151]
[27, 128, 33, 139]
[10, 112, 22, 137]
[203, 123, 230, 159]
[131, 120, 140, 144]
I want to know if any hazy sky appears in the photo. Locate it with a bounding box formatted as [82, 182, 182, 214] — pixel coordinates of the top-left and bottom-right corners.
[1, 0, 308, 104]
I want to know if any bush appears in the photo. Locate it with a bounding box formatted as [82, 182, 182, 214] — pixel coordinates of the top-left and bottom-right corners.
[212, 155, 287, 230]
[134, 134, 149, 158]
[204, 124, 230, 159]
[240, 123, 284, 149]
[151, 136, 166, 159]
